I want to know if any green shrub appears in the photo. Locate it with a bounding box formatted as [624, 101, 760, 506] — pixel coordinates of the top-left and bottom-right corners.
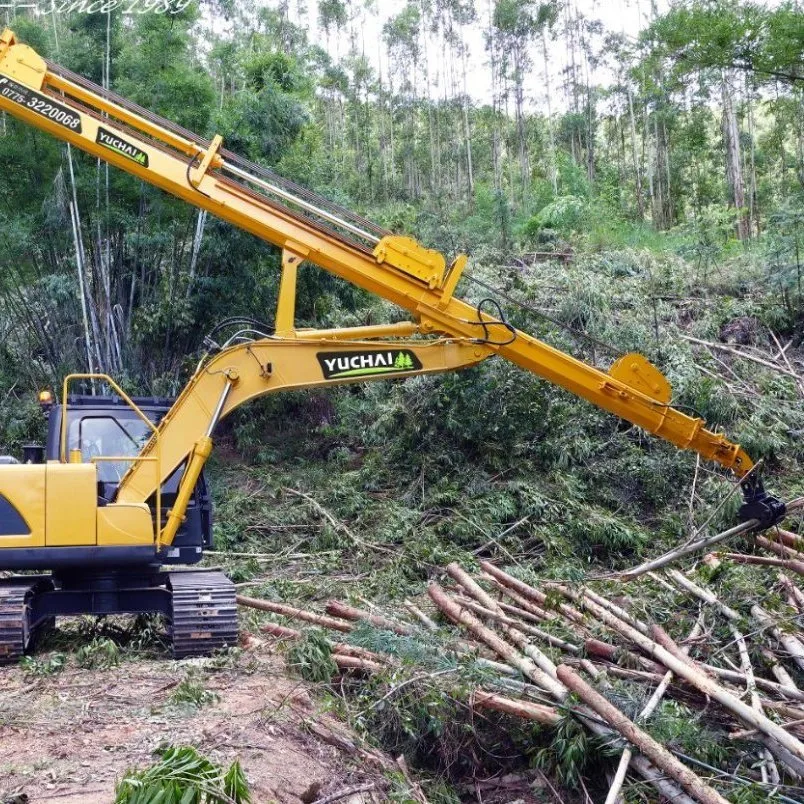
[523, 195, 587, 239]
[115, 745, 250, 803]
[169, 673, 220, 710]
[76, 637, 120, 670]
[20, 653, 67, 677]
[286, 629, 337, 682]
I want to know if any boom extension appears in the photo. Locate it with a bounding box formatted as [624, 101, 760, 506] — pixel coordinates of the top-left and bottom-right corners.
[106, 333, 493, 544]
[0, 28, 785, 528]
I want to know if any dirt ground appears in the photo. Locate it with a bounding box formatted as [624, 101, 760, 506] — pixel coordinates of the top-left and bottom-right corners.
[0, 642, 387, 804]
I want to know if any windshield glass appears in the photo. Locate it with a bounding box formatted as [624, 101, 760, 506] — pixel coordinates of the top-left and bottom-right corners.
[67, 414, 153, 483]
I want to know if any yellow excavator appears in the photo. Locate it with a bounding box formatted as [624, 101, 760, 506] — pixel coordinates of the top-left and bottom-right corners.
[0, 28, 788, 661]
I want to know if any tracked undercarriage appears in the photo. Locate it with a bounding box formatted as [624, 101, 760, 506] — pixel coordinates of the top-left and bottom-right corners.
[169, 570, 238, 658]
[0, 569, 237, 664]
[0, 577, 52, 662]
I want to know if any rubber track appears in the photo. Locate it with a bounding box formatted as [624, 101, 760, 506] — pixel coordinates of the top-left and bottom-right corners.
[0, 578, 39, 664]
[169, 571, 238, 659]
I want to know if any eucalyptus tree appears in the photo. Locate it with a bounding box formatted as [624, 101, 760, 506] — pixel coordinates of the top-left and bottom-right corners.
[383, 3, 424, 198]
[643, 0, 804, 238]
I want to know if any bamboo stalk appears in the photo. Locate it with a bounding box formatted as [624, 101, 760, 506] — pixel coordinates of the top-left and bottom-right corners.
[619, 519, 757, 579]
[757, 535, 804, 572]
[260, 622, 302, 639]
[404, 601, 438, 631]
[333, 655, 384, 673]
[647, 570, 679, 593]
[752, 605, 804, 673]
[482, 575, 559, 622]
[779, 530, 804, 551]
[567, 660, 665, 685]
[453, 595, 580, 653]
[556, 665, 730, 804]
[778, 573, 804, 612]
[237, 595, 353, 632]
[256, 605, 518, 678]
[283, 487, 363, 547]
[479, 561, 585, 624]
[767, 532, 804, 555]
[665, 569, 741, 622]
[604, 618, 704, 804]
[575, 658, 798, 711]
[732, 719, 804, 740]
[652, 625, 804, 700]
[656, 623, 796, 698]
[325, 600, 413, 635]
[708, 665, 804, 702]
[471, 690, 560, 725]
[259, 622, 386, 663]
[333, 644, 387, 662]
[724, 553, 804, 575]
[732, 622, 781, 786]
[584, 639, 661, 673]
[663, 571, 803, 700]
[576, 587, 650, 636]
[497, 599, 552, 624]
[761, 648, 801, 694]
[680, 334, 802, 379]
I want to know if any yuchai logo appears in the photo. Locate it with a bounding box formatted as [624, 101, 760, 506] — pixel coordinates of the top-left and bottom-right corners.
[96, 127, 149, 167]
[317, 350, 422, 380]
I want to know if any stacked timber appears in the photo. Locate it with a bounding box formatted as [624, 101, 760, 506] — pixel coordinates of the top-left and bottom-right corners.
[238, 551, 804, 803]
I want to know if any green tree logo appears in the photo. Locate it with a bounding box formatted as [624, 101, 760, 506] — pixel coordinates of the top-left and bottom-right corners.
[394, 352, 414, 370]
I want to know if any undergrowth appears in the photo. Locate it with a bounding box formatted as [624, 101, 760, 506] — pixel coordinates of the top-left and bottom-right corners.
[169, 672, 220, 711]
[204, 240, 804, 800]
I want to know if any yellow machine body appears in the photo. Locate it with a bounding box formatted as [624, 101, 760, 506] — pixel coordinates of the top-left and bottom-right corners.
[0, 462, 156, 550]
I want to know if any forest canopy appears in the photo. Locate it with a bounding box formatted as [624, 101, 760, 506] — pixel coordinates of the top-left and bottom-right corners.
[0, 0, 800, 392]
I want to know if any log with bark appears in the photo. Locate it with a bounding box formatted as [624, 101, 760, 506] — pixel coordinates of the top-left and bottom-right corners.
[556, 664, 731, 804]
[325, 600, 413, 635]
[237, 594, 353, 632]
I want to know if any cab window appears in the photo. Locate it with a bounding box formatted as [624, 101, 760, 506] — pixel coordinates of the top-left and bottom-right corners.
[67, 416, 150, 483]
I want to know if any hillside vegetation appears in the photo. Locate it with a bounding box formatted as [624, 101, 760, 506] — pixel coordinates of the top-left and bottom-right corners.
[0, 0, 803, 801]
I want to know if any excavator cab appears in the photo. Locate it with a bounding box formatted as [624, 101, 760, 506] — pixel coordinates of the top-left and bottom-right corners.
[0, 393, 213, 567]
[0, 393, 236, 663]
[43, 394, 213, 560]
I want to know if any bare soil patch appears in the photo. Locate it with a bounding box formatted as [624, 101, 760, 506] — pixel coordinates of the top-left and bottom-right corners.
[0, 647, 385, 803]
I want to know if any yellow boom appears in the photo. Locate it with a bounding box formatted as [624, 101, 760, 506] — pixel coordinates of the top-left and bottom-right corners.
[0, 28, 783, 536]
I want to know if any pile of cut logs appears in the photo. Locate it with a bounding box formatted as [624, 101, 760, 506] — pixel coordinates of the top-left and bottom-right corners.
[239, 546, 804, 803]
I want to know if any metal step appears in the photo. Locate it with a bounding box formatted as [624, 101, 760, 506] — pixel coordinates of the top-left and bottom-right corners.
[168, 570, 238, 659]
